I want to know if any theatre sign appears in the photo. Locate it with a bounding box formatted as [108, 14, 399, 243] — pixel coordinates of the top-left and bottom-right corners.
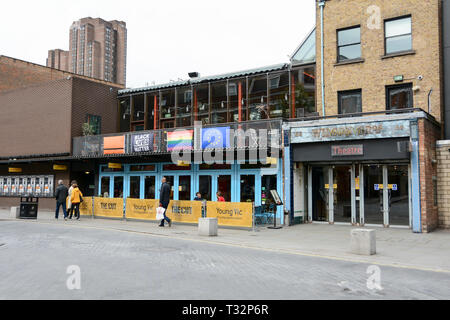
[290, 120, 411, 143]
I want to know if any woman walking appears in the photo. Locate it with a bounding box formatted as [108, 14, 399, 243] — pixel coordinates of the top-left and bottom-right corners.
[67, 181, 75, 219]
[70, 182, 83, 220]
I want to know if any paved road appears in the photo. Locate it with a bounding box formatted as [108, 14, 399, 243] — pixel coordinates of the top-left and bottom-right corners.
[1, 220, 449, 300]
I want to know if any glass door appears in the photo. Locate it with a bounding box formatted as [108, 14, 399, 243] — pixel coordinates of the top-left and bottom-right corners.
[198, 175, 213, 201]
[311, 166, 330, 222]
[333, 165, 352, 223]
[113, 176, 124, 198]
[128, 176, 141, 199]
[363, 165, 384, 225]
[144, 176, 156, 199]
[217, 175, 232, 201]
[178, 175, 192, 201]
[388, 165, 410, 226]
[240, 175, 255, 203]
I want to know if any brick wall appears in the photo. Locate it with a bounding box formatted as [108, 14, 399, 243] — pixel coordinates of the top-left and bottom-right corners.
[437, 140, 450, 228]
[316, 0, 443, 121]
[418, 118, 441, 232]
[0, 79, 73, 158]
[0, 55, 123, 93]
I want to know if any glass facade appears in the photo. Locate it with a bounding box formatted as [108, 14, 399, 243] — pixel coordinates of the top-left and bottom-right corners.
[118, 66, 316, 132]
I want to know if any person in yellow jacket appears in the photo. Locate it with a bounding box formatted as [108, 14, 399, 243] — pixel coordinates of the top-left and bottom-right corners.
[70, 183, 83, 220]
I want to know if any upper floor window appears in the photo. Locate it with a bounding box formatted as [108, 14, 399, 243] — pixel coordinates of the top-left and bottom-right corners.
[338, 89, 362, 115]
[386, 84, 413, 110]
[337, 26, 361, 62]
[385, 16, 412, 55]
[86, 114, 101, 135]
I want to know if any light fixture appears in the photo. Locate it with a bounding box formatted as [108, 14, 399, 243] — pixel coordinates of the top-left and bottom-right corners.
[261, 96, 264, 103]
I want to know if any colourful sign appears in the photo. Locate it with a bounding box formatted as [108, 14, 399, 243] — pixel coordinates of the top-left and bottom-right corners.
[167, 130, 194, 151]
[206, 202, 253, 228]
[103, 136, 125, 155]
[166, 200, 203, 224]
[125, 199, 159, 220]
[93, 197, 124, 218]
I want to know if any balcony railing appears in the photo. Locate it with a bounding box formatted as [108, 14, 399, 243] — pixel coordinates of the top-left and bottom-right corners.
[72, 119, 283, 158]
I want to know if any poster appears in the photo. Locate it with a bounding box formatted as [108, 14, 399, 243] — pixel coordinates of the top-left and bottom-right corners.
[206, 202, 253, 228]
[132, 133, 153, 153]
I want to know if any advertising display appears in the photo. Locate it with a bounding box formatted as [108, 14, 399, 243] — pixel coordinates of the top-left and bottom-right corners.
[10, 177, 18, 196]
[165, 200, 203, 224]
[125, 198, 159, 220]
[93, 197, 124, 218]
[0, 175, 54, 198]
[206, 202, 253, 228]
[18, 177, 25, 196]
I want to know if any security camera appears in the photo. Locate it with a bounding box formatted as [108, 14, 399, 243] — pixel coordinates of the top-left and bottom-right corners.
[418, 75, 423, 81]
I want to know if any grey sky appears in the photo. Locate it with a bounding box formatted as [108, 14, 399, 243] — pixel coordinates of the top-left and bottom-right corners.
[0, 0, 315, 88]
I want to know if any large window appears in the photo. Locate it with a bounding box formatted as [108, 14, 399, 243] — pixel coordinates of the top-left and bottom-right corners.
[337, 26, 361, 62]
[386, 84, 413, 110]
[385, 16, 412, 55]
[338, 89, 362, 114]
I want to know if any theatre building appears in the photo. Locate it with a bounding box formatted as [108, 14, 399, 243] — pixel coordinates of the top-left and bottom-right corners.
[72, 62, 316, 224]
[287, 0, 444, 233]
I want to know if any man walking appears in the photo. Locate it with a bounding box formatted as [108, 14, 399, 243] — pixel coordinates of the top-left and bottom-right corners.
[159, 177, 172, 227]
[55, 180, 68, 220]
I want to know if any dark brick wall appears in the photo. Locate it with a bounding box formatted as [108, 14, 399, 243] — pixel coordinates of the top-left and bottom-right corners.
[71, 77, 119, 138]
[0, 79, 73, 158]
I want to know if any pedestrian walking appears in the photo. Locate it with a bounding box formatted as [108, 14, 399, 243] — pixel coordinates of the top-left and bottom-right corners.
[54, 180, 68, 220]
[67, 181, 75, 219]
[159, 177, 172, 227]
[70, 182, 83, 220]
[217, 191, 225, 202]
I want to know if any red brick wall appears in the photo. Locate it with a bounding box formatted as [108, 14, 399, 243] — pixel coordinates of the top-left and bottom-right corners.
[418, 118, 442, 232]
[0, 55, 123, 93]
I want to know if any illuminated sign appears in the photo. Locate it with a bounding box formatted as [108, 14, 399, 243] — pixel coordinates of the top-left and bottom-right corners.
[108, 163, 122, 169]
[331, 145, 364, 157]
[53, 165, 68, 171]
[8, 168, 22, 173]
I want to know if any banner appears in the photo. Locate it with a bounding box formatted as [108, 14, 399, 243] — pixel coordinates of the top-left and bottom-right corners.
[206, 202, 253, 228]
[132, 133, 154, 153]
[167, 130, 193, 151]
[202, 127, 231, 149]
[166, 200, 203, 224]
[125, 198, 159, 220]
[79, 197, 93, 216]
[93, 197, 124, 218]
[103, 136, 125, 155]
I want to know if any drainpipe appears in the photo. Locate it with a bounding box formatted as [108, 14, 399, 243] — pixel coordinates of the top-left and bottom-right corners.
[428, 88, 433, 114]
[318, 0, 326, 117]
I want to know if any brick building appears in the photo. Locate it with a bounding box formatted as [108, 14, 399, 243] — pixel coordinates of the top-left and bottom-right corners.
[0, 57, 123, 210]
[47, 17, 127, 86]
[288, 0, 444, 233]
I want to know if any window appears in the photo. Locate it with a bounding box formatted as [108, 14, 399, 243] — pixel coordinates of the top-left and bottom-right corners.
[386, 84, 413, 110]
[86, 114, 101, 135]
[385, 16, 412, 54]
[337, 26, 361, 62]
[338, 90, 362, 114]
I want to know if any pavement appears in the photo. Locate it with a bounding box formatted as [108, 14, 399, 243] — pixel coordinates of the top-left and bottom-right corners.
[1, 208, 450, 274]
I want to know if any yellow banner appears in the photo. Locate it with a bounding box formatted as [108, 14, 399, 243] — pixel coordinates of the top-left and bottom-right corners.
[206, 202, 253, 228]
[93, 197, 124, 218]
[79, 197, 93, 216]
[125, 198, 159, 220]
[166, 200, 203, 224]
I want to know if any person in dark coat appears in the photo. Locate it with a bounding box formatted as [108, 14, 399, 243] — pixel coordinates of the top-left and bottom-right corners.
[159, 177, 172, 227]
[55, 180, 69, 220]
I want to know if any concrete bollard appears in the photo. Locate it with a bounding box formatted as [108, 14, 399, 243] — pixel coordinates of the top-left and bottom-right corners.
[198, 218, 218, 237]
[10, 206, 20, 219]
[350, 229, 376, 256]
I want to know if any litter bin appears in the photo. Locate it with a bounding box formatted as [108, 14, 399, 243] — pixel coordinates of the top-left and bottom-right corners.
[19, 197, 38, 219]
